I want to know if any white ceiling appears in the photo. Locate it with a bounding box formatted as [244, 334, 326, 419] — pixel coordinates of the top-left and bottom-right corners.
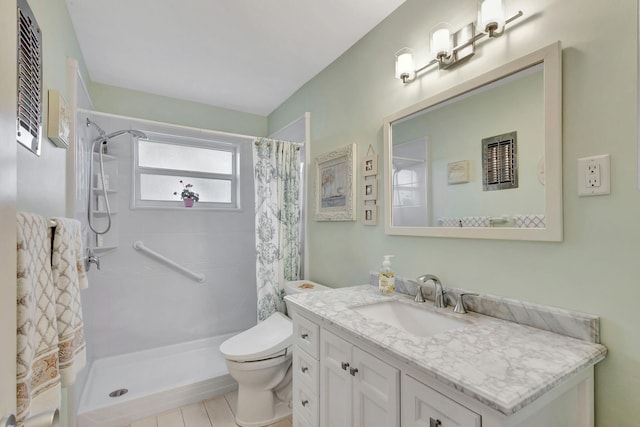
[65, 0, 406, 116]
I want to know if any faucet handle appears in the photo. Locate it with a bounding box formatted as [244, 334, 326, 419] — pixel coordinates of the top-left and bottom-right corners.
[408, 280, 426, 303]
[453, 292, 479, 314]
[85, 248, 101, 271]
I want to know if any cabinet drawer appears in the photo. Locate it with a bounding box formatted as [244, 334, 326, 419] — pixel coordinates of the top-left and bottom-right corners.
[293, 380, 319, 427]
[402, 375, 481, 427]
[293, 345, 319, 392]
[293, 314, 319, 359]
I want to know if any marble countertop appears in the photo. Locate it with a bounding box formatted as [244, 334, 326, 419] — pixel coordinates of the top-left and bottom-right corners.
[285, 285, 607, 416]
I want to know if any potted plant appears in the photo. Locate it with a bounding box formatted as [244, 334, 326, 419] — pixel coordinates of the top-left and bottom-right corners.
[174, 180, 199, 207]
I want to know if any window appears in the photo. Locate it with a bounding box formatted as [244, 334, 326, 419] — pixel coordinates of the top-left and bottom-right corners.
[133, 132, 240, 209]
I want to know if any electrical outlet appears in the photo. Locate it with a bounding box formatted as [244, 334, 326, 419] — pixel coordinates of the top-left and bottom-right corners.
[585, 162, 600, 187]
[578, 154, 610, 196]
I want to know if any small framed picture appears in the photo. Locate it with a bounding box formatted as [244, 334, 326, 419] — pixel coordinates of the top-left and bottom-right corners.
[363, 203, 377, 226]
[363, 154, 378, 176]
[47, 89, 71, 148]
[447, 160, 470, 184]
[363, 179, 377, 201]
[314, 144, 357, 221]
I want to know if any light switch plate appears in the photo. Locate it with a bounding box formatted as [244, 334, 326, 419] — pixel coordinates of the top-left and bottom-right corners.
[578, 154, 610, 196]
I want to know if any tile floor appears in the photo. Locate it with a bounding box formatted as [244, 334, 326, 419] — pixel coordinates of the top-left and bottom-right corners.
[125, 391, 291, 427]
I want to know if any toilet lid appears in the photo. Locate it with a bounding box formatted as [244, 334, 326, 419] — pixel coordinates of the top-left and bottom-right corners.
[220, 312, 292, 362]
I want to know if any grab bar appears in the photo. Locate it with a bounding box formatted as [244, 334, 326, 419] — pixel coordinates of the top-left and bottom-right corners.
[133, 240, 205, 283]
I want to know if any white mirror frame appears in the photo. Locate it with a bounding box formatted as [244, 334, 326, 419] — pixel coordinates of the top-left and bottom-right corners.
[384, 42, 562, 241]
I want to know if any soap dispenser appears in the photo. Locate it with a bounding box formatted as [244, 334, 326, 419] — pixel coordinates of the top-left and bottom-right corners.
[378, 255, 395, 295]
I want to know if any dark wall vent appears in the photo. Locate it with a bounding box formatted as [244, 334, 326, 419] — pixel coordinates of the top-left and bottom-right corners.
[16, 0, 43, 156]
[482, 131, 518, 191]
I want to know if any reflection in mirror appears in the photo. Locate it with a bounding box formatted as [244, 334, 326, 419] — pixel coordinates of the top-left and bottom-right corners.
[391, 64, 543, 228]
[392, 137, 429, 226]
[384, 42, 562, 241]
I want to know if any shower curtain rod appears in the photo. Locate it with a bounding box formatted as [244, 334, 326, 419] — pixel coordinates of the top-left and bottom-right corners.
[79, 109, 305, 146]
[254, 137, 304, 147]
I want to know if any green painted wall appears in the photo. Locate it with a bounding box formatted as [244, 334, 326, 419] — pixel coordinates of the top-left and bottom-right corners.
[90, 82, 268, 137]
[269, 0, 639, 425]
[17, 0, 89, 216]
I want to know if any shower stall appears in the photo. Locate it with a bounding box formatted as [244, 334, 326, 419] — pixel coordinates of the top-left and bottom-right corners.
[73, 111, 259, 426]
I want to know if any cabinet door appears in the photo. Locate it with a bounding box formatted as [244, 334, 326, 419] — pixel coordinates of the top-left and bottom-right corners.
[402, 375, 481, 427]
[320, 329, 352, 427]
[352, 346, 400, 427]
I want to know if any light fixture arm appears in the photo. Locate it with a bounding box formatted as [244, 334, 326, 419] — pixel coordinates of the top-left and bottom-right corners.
[398, 10, 523, 84]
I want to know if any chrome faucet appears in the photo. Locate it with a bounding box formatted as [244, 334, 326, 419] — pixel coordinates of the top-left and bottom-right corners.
[415, 274, 445, 308]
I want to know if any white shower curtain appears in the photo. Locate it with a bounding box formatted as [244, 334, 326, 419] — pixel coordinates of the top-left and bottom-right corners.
[253, 137, 302, 321]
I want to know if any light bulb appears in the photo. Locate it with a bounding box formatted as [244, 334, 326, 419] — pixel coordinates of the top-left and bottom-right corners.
[395, 48, 415, 82]
[478, 0, 505, 35]
[430, 23, 452, 60]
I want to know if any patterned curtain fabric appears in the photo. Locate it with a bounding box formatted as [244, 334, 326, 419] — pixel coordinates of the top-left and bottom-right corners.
[253, 138, 302, 321]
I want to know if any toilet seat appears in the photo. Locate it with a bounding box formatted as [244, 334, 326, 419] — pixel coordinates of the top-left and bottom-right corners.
[220, 312, 292, 362]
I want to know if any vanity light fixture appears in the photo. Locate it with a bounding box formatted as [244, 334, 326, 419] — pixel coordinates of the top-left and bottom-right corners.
[395, 0, 523, 84]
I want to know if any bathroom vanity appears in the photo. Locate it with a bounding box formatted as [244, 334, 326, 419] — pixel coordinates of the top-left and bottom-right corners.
[286, 286, 606, 427]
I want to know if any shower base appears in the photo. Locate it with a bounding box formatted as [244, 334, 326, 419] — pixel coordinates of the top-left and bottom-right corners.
[77, 333, 238, 427]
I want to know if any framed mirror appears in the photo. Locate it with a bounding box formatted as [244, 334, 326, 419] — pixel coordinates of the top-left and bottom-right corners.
[384, 42, 562, 241]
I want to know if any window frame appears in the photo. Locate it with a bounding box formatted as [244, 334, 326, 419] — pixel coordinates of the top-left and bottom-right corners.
[132, 132, 241, 210]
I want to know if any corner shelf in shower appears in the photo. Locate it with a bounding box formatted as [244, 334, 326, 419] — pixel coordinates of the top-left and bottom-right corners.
[91, 246, 117, 253]
[92, 152, 117, 162]
[92, 211, 119, 216]
[91, 151, 119, 250]
[92, 187, 117, 193]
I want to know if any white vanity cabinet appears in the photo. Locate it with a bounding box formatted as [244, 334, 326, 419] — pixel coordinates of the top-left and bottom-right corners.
[319, 328, 399, 427]
[292, 313, 320, 427]
[290, 306, 599, 427]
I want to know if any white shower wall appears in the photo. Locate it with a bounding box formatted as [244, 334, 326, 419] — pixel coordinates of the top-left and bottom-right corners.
[79, 112, 257, 361]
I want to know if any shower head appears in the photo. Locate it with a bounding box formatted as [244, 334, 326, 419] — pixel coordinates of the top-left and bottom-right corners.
[93, 128, 148, 144]
[86, 118, 147, 143]
[86, 118, 105, 137]
[102, 129, 148, 141]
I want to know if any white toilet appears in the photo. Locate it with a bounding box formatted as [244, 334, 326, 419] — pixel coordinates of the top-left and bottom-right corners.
[220, 280, 329, 427]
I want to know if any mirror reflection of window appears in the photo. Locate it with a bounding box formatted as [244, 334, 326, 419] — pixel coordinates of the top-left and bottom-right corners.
[392, 137, 429, 227]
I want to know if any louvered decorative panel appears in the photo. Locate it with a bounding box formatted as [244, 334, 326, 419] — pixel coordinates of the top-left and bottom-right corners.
[482, 131, 518, 191]
[16, 0, 42, 156]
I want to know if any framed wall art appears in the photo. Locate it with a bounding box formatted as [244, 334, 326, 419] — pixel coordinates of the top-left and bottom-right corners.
[362, 144, 378, 226]
[363, 179, 377, 201]
[47, 89, 71, 148]
[363, 152, 378, 176]
[314, 144, 357, 221]
[363, 203, 377, 226]
[447, 160, 470, 184]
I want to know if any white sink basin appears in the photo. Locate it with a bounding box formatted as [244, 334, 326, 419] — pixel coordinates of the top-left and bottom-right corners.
[351, 300, 467, 337]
